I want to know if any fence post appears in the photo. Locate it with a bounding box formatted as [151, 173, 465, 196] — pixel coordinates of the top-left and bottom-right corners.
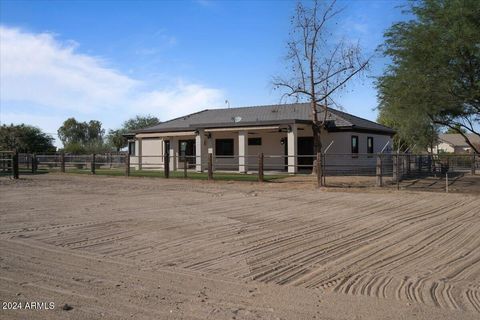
[164, 153, 170, 178]
[258, 153, 264, 182]
[396, 152, 401, 189]
[407, 154, 411, 175]
[392, 152, 398, 183]
[376, 154, 383, 187]
[316, 152, 323, 188]
[1, 152, 5, 173]
[322, 153, 327, 186]
[208, 153, 213, 181]
[125, 153, 130, 177]
[417, 155, 422, 175]
[445, 172, 449, 193]
[427, 154, 432, 173]
[184, 160, 188, 178]
[472, 153, 476, 175]
[61, 153, 66, 173]
[91, 153, 96, 174]
[12, 151, 19, 179]
[31, 153, 37, 174]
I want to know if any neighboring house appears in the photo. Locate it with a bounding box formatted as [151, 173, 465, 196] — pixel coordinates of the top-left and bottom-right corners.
[127, 103, 395, 173]
[433, 134, 480, 154]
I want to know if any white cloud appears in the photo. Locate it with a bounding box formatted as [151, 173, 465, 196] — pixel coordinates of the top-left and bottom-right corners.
[0, 26, 138, 113]
[0, 26, 224, 133]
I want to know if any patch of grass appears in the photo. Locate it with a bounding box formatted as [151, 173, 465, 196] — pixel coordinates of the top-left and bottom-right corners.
[58, 168, 287, 182]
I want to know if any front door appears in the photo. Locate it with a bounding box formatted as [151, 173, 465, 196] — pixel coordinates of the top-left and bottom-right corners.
[164, 140, 170, 155]
[178, 139, 195, 167]
[298, 137, 314, 172]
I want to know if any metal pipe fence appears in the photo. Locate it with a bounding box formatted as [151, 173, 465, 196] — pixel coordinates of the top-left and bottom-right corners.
[0, 151, 14, 177]
[7, 151, 478, 191]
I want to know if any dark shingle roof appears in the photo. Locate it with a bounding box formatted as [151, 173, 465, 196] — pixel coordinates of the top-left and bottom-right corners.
[136, 103, 395, 134]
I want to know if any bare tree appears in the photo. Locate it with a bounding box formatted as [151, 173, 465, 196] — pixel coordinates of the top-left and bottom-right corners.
[274, 0, 370, 156]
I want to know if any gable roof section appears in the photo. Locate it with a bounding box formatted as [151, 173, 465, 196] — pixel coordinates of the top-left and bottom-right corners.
[438, 134, 480, 147]
[136, 103, 395, 135]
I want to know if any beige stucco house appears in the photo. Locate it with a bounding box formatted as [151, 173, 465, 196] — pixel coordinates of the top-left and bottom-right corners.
[127, 103, 395, 173]
[433, 134, 480, 154]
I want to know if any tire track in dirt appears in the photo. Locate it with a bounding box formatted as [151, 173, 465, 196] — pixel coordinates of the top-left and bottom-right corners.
[2, 175, 479, 314]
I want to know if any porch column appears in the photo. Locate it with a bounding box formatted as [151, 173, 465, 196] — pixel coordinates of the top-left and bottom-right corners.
[137, 138, 143, 170]
[238, 131, 248, 173]
[169, 138, 178, 171]
[195, 130, 204, 172]
[287, 124, 297, 174]
[161, 139, 167, 167]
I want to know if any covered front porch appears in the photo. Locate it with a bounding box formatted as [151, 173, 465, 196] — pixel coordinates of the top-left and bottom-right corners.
[131, 123, 316, 174]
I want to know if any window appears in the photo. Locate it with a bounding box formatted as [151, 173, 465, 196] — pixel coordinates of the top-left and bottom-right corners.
[215, 139, 234, 157]
[351, 135, 359, 154]
[128, 141, 135, 156]
[367, 137, 374, 154]
[248, 138, 262, 146]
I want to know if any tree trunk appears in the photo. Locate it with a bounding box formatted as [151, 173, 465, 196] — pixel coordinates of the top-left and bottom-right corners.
[311, 100, 323, 185]
[312, 122, 322, 154]
[310, 100, 323, 154]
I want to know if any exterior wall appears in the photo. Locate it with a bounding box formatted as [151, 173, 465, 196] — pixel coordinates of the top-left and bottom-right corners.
[247, 131, 286, 170]
[434, 142, 472, 154]
[140, 138, 164, 169]
[321, 131, 393, 174]
[208, 130, 287, 171]
[131, 126, 393, 172]
[434, 142, 455, 154]
[210, 130, 286, 170]
[322, 131, 392, 154]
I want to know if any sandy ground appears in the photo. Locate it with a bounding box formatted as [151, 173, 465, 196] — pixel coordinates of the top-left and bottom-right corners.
[1, 174, 479, 320]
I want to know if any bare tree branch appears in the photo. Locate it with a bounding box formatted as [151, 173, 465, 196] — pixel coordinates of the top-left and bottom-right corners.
[273, 0, 370, 158]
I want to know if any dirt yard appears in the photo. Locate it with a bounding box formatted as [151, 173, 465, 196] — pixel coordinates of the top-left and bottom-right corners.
[1, 174, 479, 320]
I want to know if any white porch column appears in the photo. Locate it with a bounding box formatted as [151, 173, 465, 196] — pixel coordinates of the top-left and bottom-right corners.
[169, 138, 178, 171]
[137, 138, 143, 171]
[195, 130, 204, 172]
[287, 124, 297, 174]
[161, 139, 167, 168]
[238, 131, 248, 173]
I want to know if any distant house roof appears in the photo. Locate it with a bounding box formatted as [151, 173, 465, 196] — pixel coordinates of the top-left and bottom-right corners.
[135, 103, 395, 135]
[438, 133, 480, 147]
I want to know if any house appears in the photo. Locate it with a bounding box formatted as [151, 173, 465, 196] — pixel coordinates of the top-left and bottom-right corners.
[127, 103, 395, 173]
[433, 133, 480, 154]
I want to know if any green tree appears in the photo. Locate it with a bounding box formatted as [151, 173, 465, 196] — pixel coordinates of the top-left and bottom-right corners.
[106, 115, 159, 151]
[57, 118, 88, 146]
[58, 118, 108, 154]
[107, 129, 127, 152]
[377, 0, 480, 153]
[86, 120, 105, 141]
[0, 124, 56, 153]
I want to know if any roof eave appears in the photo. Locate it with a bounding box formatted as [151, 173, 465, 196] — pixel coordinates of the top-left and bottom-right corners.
[134, 119, 314, 133]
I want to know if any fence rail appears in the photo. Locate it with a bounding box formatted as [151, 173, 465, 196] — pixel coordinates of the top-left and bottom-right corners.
[4, 151, 478, 191]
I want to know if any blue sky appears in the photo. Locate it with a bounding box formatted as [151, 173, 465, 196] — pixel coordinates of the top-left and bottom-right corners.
[0, 0, 408, 145]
